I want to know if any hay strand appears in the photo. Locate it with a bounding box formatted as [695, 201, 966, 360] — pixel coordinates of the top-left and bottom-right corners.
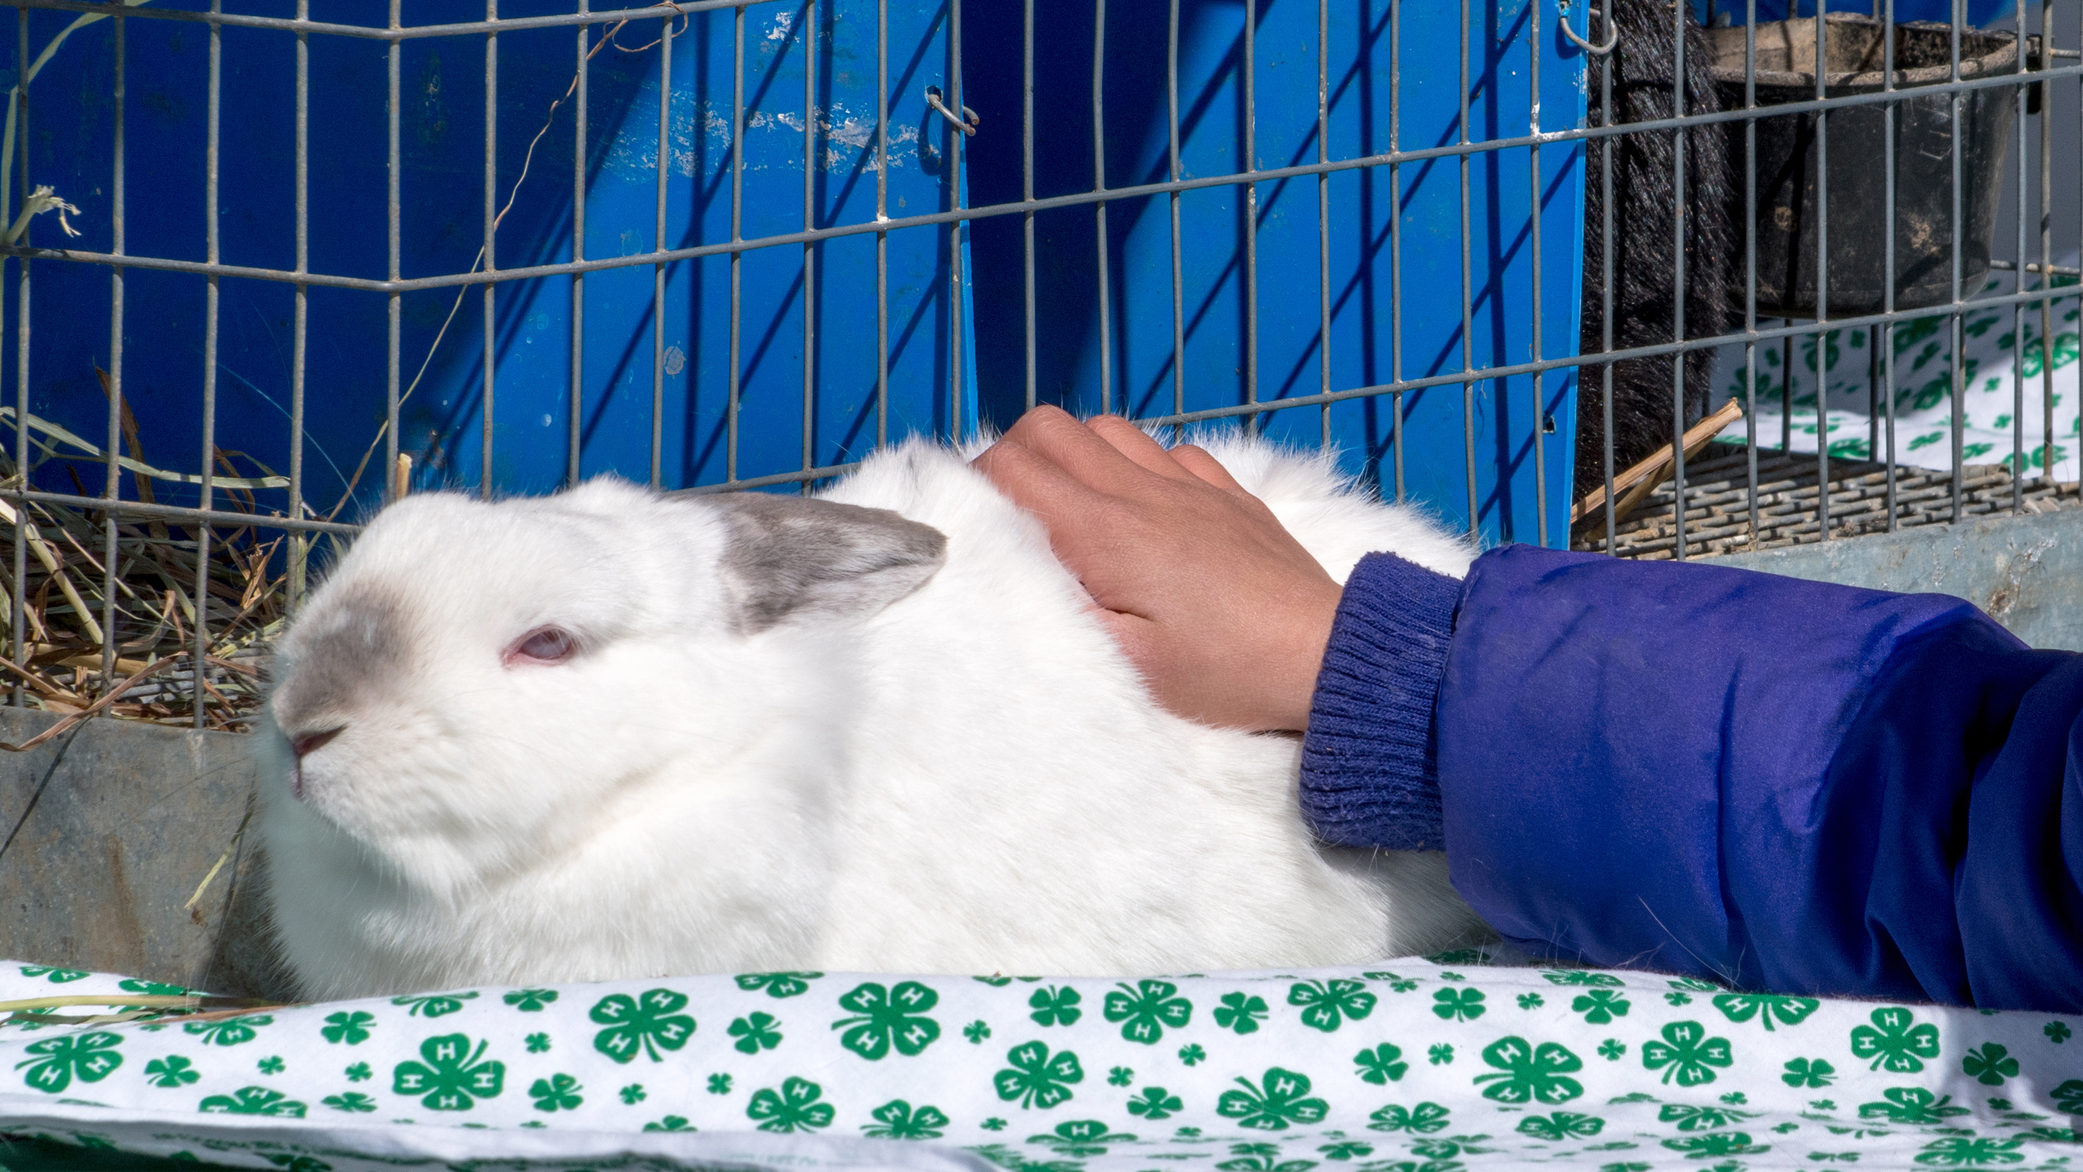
[0, 408, 311, 735]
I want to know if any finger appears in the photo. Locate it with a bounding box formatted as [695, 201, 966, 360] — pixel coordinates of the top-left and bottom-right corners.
[1085, 415, 1201, 484]
[994, 402, 1078, 447]
[993, 405, 1159, 496]
[1170, 443, 1251, 496]
[971, 438, 1122, 566]
[972, 437, 1094, 520]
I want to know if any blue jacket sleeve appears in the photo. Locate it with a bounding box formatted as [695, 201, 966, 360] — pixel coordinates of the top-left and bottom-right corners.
[1305, 544, 2083, 1012]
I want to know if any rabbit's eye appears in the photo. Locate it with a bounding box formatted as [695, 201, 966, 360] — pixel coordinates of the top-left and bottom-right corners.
[506, 626, 577, 666]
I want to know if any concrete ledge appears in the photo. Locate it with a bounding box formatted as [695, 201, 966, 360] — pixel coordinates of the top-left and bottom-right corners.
[1710, 507, 2083, 651]
[0, 707, 289, 1000]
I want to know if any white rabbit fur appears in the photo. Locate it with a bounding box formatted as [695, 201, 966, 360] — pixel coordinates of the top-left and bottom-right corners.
[255, 433, 1487, 999]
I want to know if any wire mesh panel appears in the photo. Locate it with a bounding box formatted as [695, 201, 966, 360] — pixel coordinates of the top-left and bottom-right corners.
[26, 2, 975, 505]
[961, 0, 1588, 544]
[1584, 0, 2083, 558]
[4, 0, 2082, 732]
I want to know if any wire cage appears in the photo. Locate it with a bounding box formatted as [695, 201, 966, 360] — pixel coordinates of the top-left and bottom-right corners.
[4, 0, 2082, 734]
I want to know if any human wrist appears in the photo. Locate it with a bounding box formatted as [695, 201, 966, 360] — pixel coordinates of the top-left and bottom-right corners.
[1255, 576, 1346, 732]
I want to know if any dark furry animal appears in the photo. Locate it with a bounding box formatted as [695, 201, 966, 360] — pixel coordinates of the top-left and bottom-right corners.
[1577, 0, 1737, 499]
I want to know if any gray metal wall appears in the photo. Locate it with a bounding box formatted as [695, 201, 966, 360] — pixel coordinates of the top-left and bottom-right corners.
[0, 707, 288, 1001]
[1715, 502, 2083, 649]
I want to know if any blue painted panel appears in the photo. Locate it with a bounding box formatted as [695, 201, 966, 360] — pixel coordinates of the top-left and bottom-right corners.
[22, 1, 975, 516]
[964, 0, 1589, 547]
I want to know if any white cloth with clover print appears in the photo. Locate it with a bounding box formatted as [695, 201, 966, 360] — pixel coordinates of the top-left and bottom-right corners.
[1709, 259, 2083, 478]
[1, 956, 2080, 1172]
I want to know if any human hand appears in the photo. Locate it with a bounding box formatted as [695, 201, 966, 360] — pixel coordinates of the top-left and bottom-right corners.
[972, 406, 1343, 733]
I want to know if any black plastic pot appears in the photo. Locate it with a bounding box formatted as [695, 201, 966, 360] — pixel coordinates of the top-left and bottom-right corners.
[1709, 15, 2019, 317]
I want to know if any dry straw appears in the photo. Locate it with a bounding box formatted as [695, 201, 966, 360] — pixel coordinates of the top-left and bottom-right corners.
[0, 381, 311, 734]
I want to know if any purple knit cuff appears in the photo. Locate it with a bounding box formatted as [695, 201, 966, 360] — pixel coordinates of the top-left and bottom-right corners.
[1299, 552, 1461, 851]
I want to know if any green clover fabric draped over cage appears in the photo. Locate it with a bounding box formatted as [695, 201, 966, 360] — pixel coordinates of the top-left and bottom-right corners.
[2, 956, 2081, 1171]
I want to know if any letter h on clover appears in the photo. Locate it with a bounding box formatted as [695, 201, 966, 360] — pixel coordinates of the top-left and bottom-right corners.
[393, 1034, 506, 1112]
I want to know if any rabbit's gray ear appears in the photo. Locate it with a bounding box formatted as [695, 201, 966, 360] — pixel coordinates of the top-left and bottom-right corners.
[706, 493, 947, 632]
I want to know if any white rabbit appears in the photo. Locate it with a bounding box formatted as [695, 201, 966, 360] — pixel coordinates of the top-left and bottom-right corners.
[254, 433, 1487, 999]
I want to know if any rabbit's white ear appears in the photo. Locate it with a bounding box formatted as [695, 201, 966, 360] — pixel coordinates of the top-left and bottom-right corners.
[706, 494, 947, 632]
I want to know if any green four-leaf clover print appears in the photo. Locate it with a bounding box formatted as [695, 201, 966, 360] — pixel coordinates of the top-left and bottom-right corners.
[746, 1076, 833, 1133]
[1216, 1067, 1329, 1131]
[994, 1041, 1084, 1110]
[1919, 1137, 2026, 1167]
[1641, 1020, 1734, 1087]
[322, 1092, 376, 1113]
[1104, 980, 1193, 1044]
[19, 965, 88, 983]
[1289, 980, 1375, 1033]
[8, 961, 2076, 1166]
[392, 1033, 506, 1111]
[198, 1086, 306, 1117]
[1713, 992, 1818, 1031]
[1432, 987, 1486, 1022]
[864, 1098, 949, 1139]
[1353, 1043, 1407, 1085]
[590, 989, 697, 1064]
[729, 1011, 784, 1055]
[321, 1011, 375, 1045]
[1572, 989, 1631, 1025]
[15, 1032, 123, 1094]
[1028, 985, 1082, 1027]
[143, 1055, 199, 1088]
[1028, 1118, 1136, 1157]
[1214, 992, 1269, 1035]
[1859, 1086, 1969, 1123]
[1961, 1042, 2020, 1086]
[1128, 1086, 1184, 1120]
[1662, 1132, 1768, 1158]
[1210, 1140, 1313, 1172]
[184, 1016, 272, 1047]
[529, 1073, 583, 1112]
[1518, 1111, 1604, 1140]
[735, 972, 822, 999]
[1850, 1006, 1941, 1073]
[834, 981, 941, 1060]
[1369, 1101, 1451, 1133]
[1781, 1056, 1837, 1087]
[1473, 1036, 1583, 1104]
[1659, 1103, 1755, 1131]
[391, 991, 478, 1018]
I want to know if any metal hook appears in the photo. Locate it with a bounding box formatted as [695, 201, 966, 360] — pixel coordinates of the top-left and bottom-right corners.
[1561, 5, 1619, 55]
[925, 85, 979, 136]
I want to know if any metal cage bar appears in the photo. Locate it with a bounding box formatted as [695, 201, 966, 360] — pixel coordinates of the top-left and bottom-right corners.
[190, 0, 223, 725]
[1091, 0, 1110, 416]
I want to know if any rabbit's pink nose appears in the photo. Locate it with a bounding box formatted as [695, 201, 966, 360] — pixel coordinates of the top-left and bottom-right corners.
[292, 726, 345, 760]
